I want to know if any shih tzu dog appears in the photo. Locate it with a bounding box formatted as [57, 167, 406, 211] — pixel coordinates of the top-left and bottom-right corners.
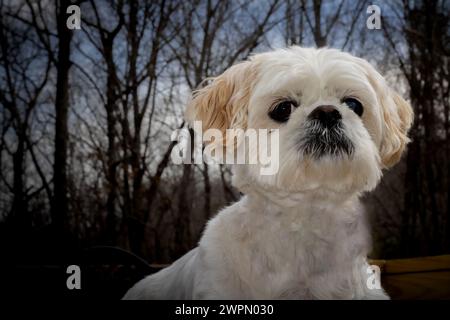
[124, 46, 413, 299]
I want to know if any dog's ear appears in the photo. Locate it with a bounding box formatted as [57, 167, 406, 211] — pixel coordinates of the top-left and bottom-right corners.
[356, 59, 414, 168]
[185, 61, 257, 136]
[379, 91, 414, 167]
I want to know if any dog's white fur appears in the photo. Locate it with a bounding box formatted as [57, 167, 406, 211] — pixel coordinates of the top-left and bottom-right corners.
[123, 47, 413, 300]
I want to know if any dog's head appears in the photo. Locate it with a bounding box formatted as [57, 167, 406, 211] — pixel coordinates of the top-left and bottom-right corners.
[186, 47, 413, 196]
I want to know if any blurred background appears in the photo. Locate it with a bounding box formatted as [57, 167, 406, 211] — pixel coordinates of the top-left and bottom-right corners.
[0, 0, 449, 296]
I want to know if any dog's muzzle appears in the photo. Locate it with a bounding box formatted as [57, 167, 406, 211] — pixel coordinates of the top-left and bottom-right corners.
[298, 105, 354, 158]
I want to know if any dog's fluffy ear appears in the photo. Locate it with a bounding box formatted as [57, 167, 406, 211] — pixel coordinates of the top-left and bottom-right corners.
[185, 61, 257, 135]
[380, 91, 414, 167]
[357, 59, 414, 168]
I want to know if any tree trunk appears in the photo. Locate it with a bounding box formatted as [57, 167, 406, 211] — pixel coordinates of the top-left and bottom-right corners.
[312, 0, 326, 47]
[104, 42, 119, 245]
[11, 131, 28, 230]
[51, 0, 73, 238]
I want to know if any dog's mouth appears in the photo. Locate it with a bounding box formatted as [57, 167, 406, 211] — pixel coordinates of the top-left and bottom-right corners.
[298, 120, 354, 158]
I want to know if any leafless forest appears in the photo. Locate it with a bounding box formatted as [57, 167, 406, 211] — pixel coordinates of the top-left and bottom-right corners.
[0, 0, 449, 266]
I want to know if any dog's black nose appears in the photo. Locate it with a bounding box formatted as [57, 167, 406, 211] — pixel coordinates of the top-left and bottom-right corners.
[308, 105, 341, 127]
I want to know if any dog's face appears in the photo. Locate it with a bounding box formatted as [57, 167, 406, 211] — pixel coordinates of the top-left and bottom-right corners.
[186, 47, 413, 195]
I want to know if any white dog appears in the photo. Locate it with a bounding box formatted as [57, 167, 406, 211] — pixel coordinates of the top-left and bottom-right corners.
[123, 47, 413, 299]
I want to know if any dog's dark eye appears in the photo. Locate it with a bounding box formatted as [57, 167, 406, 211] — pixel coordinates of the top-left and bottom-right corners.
[342, 97, 363, 116]
[269, 100, 297, 123]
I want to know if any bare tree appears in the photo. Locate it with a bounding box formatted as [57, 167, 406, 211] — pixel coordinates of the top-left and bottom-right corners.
[80, 0, 124, 244]
[0, 1, 52, 234]
[383, 0, 450, 256]
[283, 0, 368, 49]
[79, 0, 180, 255]
[51, 0, 75, 237]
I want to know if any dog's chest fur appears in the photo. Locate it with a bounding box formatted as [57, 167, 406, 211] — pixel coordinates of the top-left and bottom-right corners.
[195, 193, 370, 299]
